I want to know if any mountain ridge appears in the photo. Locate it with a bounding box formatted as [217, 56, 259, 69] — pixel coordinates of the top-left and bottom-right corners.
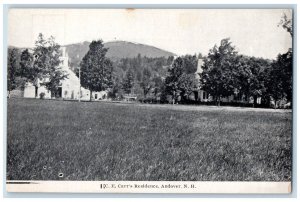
[64, 40, 176, 69]
[8, 40, 176, 69]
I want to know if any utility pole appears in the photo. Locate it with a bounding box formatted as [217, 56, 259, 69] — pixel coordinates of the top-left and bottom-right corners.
[79, 66, 81, 102]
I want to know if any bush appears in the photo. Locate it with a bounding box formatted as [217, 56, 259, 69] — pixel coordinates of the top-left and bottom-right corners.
[39, 92, 45, 99]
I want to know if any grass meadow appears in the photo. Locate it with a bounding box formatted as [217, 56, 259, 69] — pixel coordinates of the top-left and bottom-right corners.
[7, 98, 292, 181]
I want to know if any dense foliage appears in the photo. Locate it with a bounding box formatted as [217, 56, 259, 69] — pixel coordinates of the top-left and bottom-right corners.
[80, 40, 113, 101]
[109, 55, 174, 100]
[165, 55, 199, 104]
[16, 33, 68, 98]
[7, 48, 21, 96]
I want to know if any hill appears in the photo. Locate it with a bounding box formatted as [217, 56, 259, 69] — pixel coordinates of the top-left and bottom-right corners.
[9, 41, 176, 69]
[104, 41, 176, 59]
[65, 41, 176, 68]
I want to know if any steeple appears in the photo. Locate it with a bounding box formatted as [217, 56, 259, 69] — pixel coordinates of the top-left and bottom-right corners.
[196, 59, 203, 74]
[60, 47, 69, 70]
[195, 58, 203, 80]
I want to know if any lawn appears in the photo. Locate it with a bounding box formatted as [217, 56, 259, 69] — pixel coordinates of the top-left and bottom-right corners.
[7, 98, 292, 181]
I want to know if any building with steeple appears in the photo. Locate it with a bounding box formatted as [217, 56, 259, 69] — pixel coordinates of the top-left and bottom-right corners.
[23, 47, 107, 100]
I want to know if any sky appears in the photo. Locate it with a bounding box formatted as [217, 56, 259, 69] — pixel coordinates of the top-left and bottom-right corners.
[8, 9, 292, 59]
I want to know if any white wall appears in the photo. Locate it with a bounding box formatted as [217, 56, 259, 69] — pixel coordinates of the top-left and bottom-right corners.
[24, 83, 51, 99]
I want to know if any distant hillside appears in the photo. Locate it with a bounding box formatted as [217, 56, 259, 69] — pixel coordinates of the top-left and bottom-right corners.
[65, 41, 176, 68]
[104, 41, 176, 59]
[8, 41, 176, 74]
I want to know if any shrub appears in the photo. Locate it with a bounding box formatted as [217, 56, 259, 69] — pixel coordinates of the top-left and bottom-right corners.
[39, 92, 45, 99]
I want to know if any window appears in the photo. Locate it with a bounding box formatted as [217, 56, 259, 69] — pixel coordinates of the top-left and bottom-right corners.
[95, 94, 98, 99]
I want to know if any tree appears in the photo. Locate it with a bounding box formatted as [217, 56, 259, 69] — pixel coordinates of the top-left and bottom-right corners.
[140, 67, 153, 98]
[165, 57, 184, 104]
[41, 36, 68, 97]
[31, 33, 50, 97]
[182, 55, 198, 74]
[19, 34, 67, 98]
[19, 49, 35, 94]
[264, 12, 293, 108]
[109, 76, 123, 100]
[152, 76, 164, 101]
[278, 12, 292, 36]
[122, 68, 135, 94]
[235, 55, 272, 107]
[80, 40, 113, 101]
[178, 73, 199, 102]
[167, 56, 174, 65]
[266, 50, 292, 107]
[200, 38, 238, 106]
[165, 55, 199, 104]
[7, 48, 20, 97]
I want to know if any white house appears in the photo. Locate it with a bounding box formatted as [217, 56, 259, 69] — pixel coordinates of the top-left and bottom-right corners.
[23, 47, 107, 101]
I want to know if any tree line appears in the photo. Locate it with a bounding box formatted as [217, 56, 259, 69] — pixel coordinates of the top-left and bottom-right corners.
[7, 37, 292, 108]
[7, 14, 292, 108]
[201, 38, 291, 107]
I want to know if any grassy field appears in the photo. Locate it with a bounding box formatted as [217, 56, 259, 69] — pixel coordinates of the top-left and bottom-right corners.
[7, 98, 292, 181]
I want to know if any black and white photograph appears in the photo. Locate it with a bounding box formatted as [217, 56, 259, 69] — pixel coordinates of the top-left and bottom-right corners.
[5, 8, 293, 193]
